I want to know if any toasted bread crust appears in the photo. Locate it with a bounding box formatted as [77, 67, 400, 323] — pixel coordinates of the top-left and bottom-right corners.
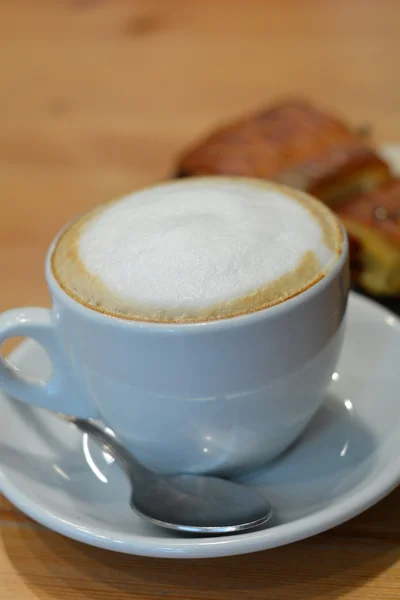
[177, 100, 391, 206]
[337, 179, 400, 295]
[337, 178, 400, 250]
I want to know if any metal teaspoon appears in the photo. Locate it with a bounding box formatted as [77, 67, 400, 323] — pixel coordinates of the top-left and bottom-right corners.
[69, 418, 273, 534]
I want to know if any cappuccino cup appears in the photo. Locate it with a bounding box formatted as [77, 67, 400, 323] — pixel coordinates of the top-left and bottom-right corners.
[0, 178, 349, 475]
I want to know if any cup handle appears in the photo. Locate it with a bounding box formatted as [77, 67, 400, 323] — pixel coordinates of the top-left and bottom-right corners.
[0, 307, 96, 417]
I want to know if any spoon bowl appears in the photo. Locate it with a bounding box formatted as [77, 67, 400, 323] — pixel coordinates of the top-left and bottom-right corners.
[132, 473, 272, 533]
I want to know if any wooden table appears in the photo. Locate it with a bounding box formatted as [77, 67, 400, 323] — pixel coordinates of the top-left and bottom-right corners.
[1, 1, 400, 598]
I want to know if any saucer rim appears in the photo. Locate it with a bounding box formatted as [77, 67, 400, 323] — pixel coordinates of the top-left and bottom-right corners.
[1, 291, 400, 559]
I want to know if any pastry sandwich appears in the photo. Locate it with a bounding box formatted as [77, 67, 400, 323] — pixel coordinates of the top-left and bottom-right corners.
[176, 100, 391, 208]
[338, 179, 400, 296]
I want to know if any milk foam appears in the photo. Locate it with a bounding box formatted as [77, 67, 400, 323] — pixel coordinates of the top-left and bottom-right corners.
[64, 179, 339, 321]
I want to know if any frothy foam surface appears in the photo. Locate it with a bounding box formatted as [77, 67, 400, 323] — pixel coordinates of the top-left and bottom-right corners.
[52, 179, 341, 322]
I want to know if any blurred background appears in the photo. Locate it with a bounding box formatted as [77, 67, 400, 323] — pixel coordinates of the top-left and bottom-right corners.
[1, 0, 399, 316]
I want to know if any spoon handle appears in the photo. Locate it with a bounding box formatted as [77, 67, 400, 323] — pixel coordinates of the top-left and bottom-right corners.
[71, 418, 151, 483]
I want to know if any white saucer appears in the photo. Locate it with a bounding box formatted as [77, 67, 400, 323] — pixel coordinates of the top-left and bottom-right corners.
[1, 292, 400, 559]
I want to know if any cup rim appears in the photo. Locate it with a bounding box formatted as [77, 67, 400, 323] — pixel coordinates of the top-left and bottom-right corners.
[46, 219, 348, 334]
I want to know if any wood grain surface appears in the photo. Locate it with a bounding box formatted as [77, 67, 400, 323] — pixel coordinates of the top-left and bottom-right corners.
[1, 1, 400, 598]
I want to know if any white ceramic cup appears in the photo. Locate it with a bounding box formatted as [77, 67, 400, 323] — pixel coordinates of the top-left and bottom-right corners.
[0, 217, 349, 476]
